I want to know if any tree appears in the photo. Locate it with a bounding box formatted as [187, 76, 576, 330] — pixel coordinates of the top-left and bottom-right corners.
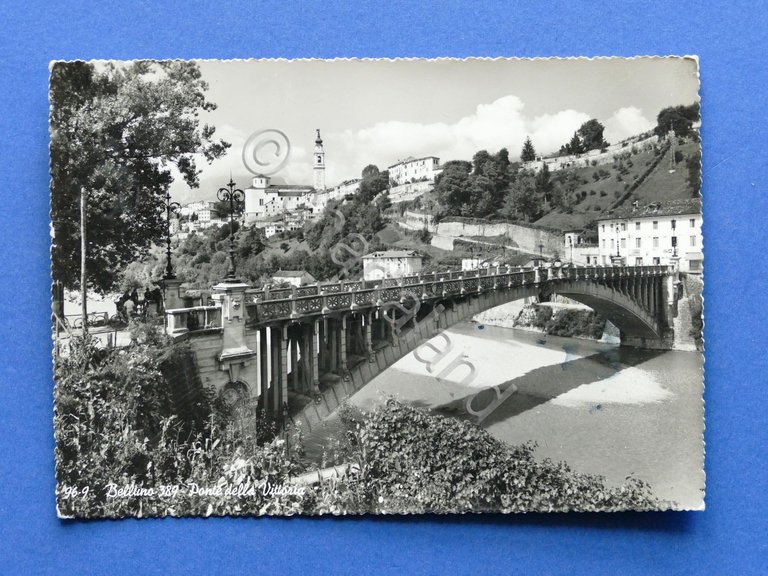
[50, 61, 229, 294]
[213, 197, 244, 219]
[503, 172, 540, 222]
[654, 103, 700, 138]
[686, 150, 702, 197]
[432, 161, 472, 217]
[520, 136, 537, 162]
[358, 165, 389, 204]
[534, 163, 554, 204]
[559, 119, 608, 155]
[577, 119, 609, 151]
[471, 150, 492, 175]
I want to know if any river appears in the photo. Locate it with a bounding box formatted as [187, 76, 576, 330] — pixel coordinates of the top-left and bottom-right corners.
[347, 321, 705, 509]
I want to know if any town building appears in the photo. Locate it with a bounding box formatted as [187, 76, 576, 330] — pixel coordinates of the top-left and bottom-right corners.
[264, 222, 285, 238]
[243, 175, 314, 224]
[362, 250, 423, 281]
[179, 200, 216, 217]
[563, 229, 600, 265]
[388, 156, 441, 186]
[596, 198, 702, 273]
[272, 270, 317, 287]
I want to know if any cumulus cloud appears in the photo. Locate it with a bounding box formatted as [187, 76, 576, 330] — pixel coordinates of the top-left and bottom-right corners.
[322, 95, 590, 184]
[604, 106, 655, 144]
[174, 97, 658, 200]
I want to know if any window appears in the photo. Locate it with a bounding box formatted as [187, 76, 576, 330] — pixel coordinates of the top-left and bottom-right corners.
[653, 221, 658, 230]
[610, 239, 614, 249]
[653, 257, 661, 265]
[690, 235, 697, 247]
[635, 257, 643, 266]
[586, 256, 591, 264]
[602, 239, 606, 248]
[601, 224, 605, 233]
[689, 259, 702, 272]
[602, 255, 608, 265]
[671, 236, 678, 248]
[653, 237, 659, 248]
[635, 222, 641, 231]
[690, 218, 696, 228]
[621, 223, 626, 231]
[635, 238, 642, 248]
[621, 238, 626, 249]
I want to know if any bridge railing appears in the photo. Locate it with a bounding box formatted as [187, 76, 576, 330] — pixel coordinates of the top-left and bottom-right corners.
[166, 305, 222, 335]
[180, 264, 674, 329]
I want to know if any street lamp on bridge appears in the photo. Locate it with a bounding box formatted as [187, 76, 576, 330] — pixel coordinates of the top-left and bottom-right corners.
[161, 190, 181, 279]
[217, 177, 245, 282]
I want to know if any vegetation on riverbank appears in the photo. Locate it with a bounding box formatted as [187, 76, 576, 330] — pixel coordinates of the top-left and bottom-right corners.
[55, 323, 663, 517]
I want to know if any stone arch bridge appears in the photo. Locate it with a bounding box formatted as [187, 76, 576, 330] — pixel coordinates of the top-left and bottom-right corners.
[164, 264, 679, 430]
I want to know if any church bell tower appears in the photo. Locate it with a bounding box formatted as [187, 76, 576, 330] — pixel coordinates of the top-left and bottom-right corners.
[313, 129, 326, 191]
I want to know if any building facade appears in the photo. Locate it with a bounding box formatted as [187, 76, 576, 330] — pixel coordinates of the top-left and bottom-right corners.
[362, 250, 423, 281]
[597, 199, 703, 273]
[272, 270, 317, 287]
[388, 156, 441, 186]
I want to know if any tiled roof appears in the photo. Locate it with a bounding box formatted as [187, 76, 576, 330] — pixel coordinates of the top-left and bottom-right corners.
[273, 270, 315, 279]
[598, 198, 702, 221]
[363, 250, 421, 259]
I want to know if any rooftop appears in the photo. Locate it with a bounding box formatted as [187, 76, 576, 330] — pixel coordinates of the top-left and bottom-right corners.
[387, 156, 440, 169]
[273, 270, 315, 279]
[363, 250, 422, 259]
[598, 198, 702, 221]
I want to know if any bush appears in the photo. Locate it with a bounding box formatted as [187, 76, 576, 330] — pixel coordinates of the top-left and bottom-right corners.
[544, 308, 607, 339]
[329, 400, 663, 513]
[599, 191, 608, 197]
[54, 326, 308, 518]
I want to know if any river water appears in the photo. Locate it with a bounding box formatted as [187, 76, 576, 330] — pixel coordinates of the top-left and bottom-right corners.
[348, 321, 705, 509]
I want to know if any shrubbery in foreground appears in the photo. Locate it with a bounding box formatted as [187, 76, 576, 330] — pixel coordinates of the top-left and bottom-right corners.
[326, 400, 665, 514]
[55, 330, 665, 517]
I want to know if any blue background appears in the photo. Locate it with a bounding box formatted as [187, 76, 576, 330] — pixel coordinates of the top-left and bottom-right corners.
[1, 1, 766, 574]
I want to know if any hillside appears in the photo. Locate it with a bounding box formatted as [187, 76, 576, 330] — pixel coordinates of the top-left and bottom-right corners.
[534, 138, 699, 231]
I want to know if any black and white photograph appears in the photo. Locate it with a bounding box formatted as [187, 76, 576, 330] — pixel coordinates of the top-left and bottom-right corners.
[50, 57, 704, 518]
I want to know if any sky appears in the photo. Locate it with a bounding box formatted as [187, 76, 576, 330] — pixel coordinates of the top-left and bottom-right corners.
[171, 57, 699, 203]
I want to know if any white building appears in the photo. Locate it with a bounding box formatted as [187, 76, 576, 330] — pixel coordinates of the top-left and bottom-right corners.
[596, 199, 703, 273]
[180, 200, 216, 217]
[563, 229, 600, 265]
[243, 175, 314, 224]
[362, 250, 423, 281]
[388, 156, 441, 186]
[264, 222, 285, 238]
[311, 178, 360, 214]
[272, 270, 316, 287]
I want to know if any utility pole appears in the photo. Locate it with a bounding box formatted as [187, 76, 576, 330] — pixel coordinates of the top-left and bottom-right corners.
[80, 186, 88, 337]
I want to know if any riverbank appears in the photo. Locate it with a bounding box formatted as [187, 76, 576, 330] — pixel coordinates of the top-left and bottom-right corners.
[326, 321, 704, 509]
[473, 300, 619, 343]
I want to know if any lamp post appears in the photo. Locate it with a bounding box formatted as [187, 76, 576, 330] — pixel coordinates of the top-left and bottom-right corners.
[568, 236, 573, 264]
[217, 177, 245, 281]
[161, 190, 181, 279]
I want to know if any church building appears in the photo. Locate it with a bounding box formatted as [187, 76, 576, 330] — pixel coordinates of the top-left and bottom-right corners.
[243, 130, 327, 225]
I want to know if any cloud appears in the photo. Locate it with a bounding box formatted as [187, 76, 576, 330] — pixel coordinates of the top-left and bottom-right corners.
[174, 98, 658, 201]
[604, 106, 654, 144]
[320, 95, 590, 184]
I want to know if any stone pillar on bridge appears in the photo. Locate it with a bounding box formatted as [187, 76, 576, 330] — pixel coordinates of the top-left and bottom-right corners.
[162, 277, 184, 312]
[211, 280, 257, 401]
[340, 314, 349, 380]
[328, 319, 338, 373]
[365, 311, 375, 362]
[290, 330, 300, 393]
[311, 320, 320, 392]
